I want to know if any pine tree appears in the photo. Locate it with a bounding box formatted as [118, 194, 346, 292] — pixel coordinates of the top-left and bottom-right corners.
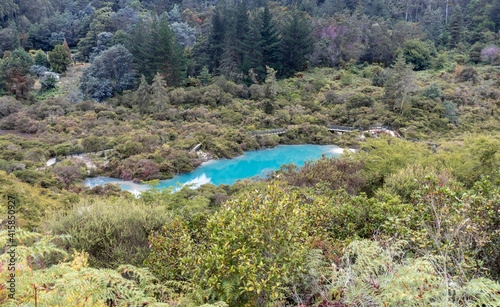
[189, 34, 210, 76]
[259, 4, 281, 76]
[448, 5, 464, 48]
[129, 18, 151, 74]
[151, 72, 168, 112]
[129, 15, 186, 86]
[208, 7, 226, 73]
[240, 4, 282, 82]
[489, 0, 500, 32]
[151, 15, 186, 86]
[241, 22, 263, 82]
[219, 4, 240, 77]
[49, 44, 71, 73]
[135, 75, 151, 114]
[0, 48, 34, 99]
[383, 54, 418, 112]
[199, 66, 211, 85]
[280, 10, 313, 77]
[62, 38, 72, 64]
[234, 1, 251, 69]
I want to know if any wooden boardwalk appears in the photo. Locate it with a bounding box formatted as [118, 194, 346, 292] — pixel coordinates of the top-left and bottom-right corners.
[246, 125, 358, 136]
[245, 128, 287, 136]
[243, 125, 439, 147]
[326, 125, 358, 132]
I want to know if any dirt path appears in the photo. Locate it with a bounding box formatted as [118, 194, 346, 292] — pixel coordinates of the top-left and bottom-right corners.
[0, 130, 36, 139]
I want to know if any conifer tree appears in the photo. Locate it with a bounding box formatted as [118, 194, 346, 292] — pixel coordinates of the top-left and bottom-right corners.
[241, 22, 263, 82]
[129, 15, 186, 86]
[448, 5, 464, 48]
[62, 39, 71, 56]
[383, 53, 418, 112]
[237, 4, 281, 83]
[259, 4, 281, 76]
[128, 18, 150, 71]
[199, 66, 211, 85]
[489, 0, 500, 32]
[151, 72, 168, 112]
[234, 1, 251, 69]
[219, 5, 240, 77]
[0, 48, 34, 99]
[208, 7, 226, 73]
[135, 75, 151, 114]
[280, 10, 313, 77]
[151, 15, 186, 86]
[189, 34, 210, 76]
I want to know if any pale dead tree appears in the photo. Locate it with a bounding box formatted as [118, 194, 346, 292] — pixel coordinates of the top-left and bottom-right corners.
[383, 53, 418, 113]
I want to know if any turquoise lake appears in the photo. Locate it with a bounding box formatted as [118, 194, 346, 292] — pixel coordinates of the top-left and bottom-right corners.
[84, 144, 350, 195]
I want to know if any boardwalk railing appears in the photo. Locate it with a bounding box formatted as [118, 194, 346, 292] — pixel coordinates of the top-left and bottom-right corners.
[367, 126, 392, 131]
[245, 128, 287, 136]
[326, 125, 358, 132]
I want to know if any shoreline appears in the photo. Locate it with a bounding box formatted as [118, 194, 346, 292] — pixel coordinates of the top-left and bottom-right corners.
[83, 144, 356, 194]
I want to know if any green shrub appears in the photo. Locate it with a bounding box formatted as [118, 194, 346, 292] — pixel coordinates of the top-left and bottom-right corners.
[371, 68, 390, 87]
[81, 135, 108, 152]
[456, 66, 479, 84]
[422, 83, 442, 99]
[442, 100, 459, 124]
[340, 71, 353, 86]
[147, 184, 311, 305]
[382, 165, 454, 201]
[53, 143, 72, 156]
[0, 171, 64, 228]
[399, 39, 432, 70]
[347, 93, 374, 108]
[277, 155, 366, 194]
[322, 90, 343, 105]
[433, 52, 449, 70]
[45, 198, 171, 268]
[299, 239, 500, 306]
[0, 230, 201, 306]
[115, 140, 144, 158]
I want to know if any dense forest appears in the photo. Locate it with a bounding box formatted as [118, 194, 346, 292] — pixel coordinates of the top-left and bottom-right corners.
[1, 0, 500, 306]
[0, 0, 499, 95]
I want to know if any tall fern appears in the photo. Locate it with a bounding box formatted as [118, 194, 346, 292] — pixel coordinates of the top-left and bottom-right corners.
[300, 239, 500, 307]
[0, 230, 226, 306]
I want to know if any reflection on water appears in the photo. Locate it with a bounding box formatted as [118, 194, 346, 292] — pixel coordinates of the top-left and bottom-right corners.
[85, 144, 348, 195]
[180, 173, 212, 190]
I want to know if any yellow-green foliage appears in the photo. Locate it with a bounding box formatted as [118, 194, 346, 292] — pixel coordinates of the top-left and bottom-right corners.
[45, 197, 171, 268]
[0, 171, 68, 228]
[0, 230, 189, 306]
[382, 165, 455, 201]
[302, 239, 500, 306]
[359, 137, 435, 181]
[359, 135, 500, 193]
[430, 135, 500, 185]
[146, 183, 412, 306]
[147, 183, 312, 306]
[144, 171, 500, 306]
